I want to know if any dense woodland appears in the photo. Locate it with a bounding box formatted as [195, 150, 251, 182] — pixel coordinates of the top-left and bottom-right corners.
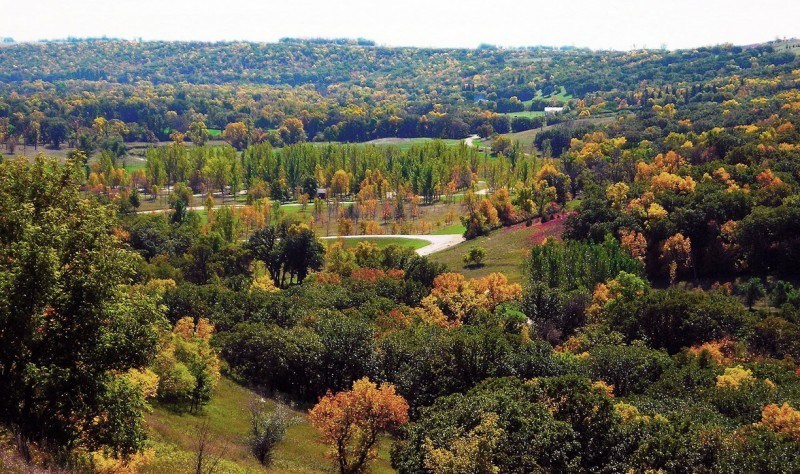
[0, 39, 796, 146]
[2, 38, 800, 473]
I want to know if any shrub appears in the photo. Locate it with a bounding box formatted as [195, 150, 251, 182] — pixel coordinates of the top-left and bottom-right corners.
[463, 247, 487, 268]
[248, 401, 297, 466]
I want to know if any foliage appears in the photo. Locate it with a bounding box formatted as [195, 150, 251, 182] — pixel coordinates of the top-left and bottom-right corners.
[392, 376, 625, 473]
[761, 403, 800, 442]
[524, 236, 644, 292]
[248, 401, 297, 466]
[246, 223, 325, 286]
[0, 157, 166, 455]
[463, 246, 487, 268]
[309, 378, 409, 474]
[151, 317, 221, 412]
[602, 289, 751, 353]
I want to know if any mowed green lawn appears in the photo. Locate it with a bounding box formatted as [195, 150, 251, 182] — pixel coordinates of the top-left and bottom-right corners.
[328, 236, 430, 250]
[143, 377, 394, 473]
[364, 137, 463, 151]
[501, 110, 546, 118]
[431, 222, 466, 235]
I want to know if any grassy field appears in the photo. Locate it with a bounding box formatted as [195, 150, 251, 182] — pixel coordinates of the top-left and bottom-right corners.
[503, 115, 621, 149]
[548, 87, 572, 103]
[143, 377, 394, 474]
[431, 222, 466, 235]
[364, 137, 463, 151]
[565, 199, 582, 211]
[471, 137, 489, 149]
[501, 110, 546, 119]
[123, 158, 148, 172]
[326, 236, 430, 250]
[518, 87, 572, 107]
[429, 216, 567, 282]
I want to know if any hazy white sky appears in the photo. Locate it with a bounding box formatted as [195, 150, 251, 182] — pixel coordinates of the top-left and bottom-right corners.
[8, 0, 800, 50]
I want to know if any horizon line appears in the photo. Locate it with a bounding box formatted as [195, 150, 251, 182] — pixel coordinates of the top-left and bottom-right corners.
[3, 35, 798, 53]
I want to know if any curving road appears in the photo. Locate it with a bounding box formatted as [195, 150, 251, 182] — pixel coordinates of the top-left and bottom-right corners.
[321, 234, 464, 256]
[463, 134, 480, 147]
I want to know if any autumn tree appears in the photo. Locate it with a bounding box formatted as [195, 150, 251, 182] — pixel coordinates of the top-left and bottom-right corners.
[331, 169, 351, 198]
[606, 182, 629, 210]
[223, 121, 249, 150]
[619, 229, 647, 264]
[278, 117, 307, 145]
[309, 378, 409, 474]
[420, 272, 521, 327]
[660, 233, 692, 284]
[424, 412, 504, 473]
[761, 403, 800, 441]
[188, 120, 209, 146]
[490, 187, 515, 225]
[152, 317, 221, 412]
[491, 135, 512, 155]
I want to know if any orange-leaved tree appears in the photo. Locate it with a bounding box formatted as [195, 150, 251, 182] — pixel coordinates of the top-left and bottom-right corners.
[309, 377, 409, 474]
[761, 402, 800, 441]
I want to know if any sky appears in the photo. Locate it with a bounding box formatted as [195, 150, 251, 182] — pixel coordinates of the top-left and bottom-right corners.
[8, 0, 800, 51]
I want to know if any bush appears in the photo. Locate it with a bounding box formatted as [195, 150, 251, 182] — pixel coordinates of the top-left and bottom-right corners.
[463, 247, 487, 268]
[248, 401, 297, 466]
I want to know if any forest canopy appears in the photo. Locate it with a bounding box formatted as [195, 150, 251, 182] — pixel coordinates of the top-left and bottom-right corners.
[2, 37, 800, 473]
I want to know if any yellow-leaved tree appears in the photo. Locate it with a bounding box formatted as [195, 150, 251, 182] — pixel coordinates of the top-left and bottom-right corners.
[423, 412, 504, 474]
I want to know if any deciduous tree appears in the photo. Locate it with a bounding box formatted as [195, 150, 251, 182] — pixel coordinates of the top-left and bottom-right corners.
[309, 378, 409, 474]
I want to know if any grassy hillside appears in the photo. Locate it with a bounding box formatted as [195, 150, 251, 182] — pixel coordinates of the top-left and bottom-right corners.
[143, 377, 395, 473]
[503, 115, 620, 149]
[429, 216, 568, 283]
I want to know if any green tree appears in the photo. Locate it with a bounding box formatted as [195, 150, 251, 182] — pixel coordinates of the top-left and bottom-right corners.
[188, 120, 209, 146]
[738, 277, 765, 311]
[0, 156, 165, 455]
[42, 118, 69, 148]
[203, 153, 231, 200]
[281, 224, 325, 285]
